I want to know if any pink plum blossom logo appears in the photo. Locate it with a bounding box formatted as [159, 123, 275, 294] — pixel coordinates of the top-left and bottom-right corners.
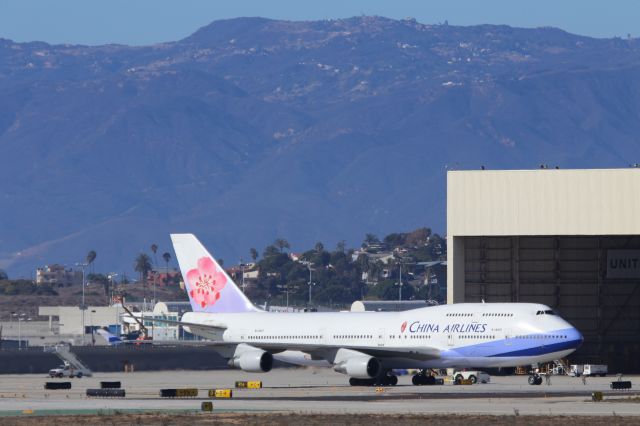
[186, 257, 227, 309]
[400, 321, 408, 333]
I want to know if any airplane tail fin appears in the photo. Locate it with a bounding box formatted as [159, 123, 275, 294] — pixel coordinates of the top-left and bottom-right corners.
[96, 328, 122, 345]
[170, 233, 260, 314]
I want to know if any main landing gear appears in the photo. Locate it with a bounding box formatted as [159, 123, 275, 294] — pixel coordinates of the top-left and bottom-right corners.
[412, 370, 437, 386]
[349, 371, 398, 387]
[528, 374, 543, 385]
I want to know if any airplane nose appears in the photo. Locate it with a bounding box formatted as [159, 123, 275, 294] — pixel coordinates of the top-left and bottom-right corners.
[571, 327, 584, 349]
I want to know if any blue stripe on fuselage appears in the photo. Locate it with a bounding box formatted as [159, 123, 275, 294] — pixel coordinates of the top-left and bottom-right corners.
[488, 339, 582, 357]
[445, 327, 582, 358]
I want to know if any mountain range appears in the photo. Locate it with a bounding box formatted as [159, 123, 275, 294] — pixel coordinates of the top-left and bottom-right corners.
[2, 16, 640, 277]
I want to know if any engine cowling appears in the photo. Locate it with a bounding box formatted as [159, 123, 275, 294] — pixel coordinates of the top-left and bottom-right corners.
[334, 356, 381, 379]
[228, 350, 273, 373]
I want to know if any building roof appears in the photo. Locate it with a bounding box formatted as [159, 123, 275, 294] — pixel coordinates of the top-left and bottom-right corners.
[448, 168, 640, 236]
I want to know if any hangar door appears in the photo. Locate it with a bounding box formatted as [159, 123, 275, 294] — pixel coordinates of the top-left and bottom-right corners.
[463, 235, 640, 372]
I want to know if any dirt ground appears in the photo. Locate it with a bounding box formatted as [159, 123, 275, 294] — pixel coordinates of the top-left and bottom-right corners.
[1, 413, 638, 426]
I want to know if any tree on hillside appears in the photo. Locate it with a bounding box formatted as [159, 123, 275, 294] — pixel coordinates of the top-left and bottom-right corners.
[249, 248, 258, 262]
[315, 241, 324, 254]
[275, 238, 290, 253]
[369, 279, 415, 301]
[357, 253, 370, 273]
[383, 233, 406, 248]
[86, 250, 97, 273]
[0, 269, 7, 280]
[369, 260, 384, 282]
[363, 233, 380, 247]
[162, 252, 171, 284]
[335, 240, 346, 253]
[150, 243, 158, 266]
[162, 252, 171, 268]
[134, 253, 152, 284]
[263, 245, 280, 258]
[405, 227, 431, 247]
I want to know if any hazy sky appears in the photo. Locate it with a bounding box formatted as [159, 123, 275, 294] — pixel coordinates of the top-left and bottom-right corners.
[1, 0, 639, 45]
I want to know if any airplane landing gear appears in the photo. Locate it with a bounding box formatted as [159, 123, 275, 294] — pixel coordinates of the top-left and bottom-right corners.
[528, 374, 543, 385]
[412, 370, 436, 386]
[379, 374, 398, 386]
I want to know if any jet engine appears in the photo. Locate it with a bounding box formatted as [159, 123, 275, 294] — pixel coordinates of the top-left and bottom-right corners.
[333, 356, 381, 379]
[228, 349, 273, 373]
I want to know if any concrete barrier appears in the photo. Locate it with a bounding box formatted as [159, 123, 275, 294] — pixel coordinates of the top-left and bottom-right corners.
[86, 388, 126, 398]
[610, 381, 632, 389]
[44, 382, 71, 390]
[160, 388, 198, 398]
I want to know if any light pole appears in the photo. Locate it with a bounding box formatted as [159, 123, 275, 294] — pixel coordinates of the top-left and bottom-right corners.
[90, 310, 96, 345]
[286, 284, 290, 308]
[152, 271, 156, 307]
[240, 258, 246, 293]
[16, 313, 25, 350]
[108, 273, 119, 334]
[76, 262, 88, 345]
[306, 263, 316, 306]
[396, 261, 403, 302]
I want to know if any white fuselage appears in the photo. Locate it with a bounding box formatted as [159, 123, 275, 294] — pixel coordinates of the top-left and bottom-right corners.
[183, 302, 583, 369]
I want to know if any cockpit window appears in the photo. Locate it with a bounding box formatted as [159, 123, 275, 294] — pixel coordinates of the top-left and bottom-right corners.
[536, 309, 557, 315]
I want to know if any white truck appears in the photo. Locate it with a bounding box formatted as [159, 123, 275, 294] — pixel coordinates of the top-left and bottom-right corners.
[453, 370, 491, 384]
[569, 364, 608, 377]
[48, 361, 91, 378]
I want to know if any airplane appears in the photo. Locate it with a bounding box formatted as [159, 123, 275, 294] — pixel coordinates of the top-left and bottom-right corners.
[96, 328, 151, 346]
[156, 233, 583, 386]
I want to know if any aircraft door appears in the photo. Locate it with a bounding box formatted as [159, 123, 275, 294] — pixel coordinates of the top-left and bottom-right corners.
[377, 328, 385, 347]
[447, 333, 455, 347]
[504, 328, 513, 346]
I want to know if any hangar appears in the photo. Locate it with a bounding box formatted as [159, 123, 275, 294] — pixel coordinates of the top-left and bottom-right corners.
[447, 169, 640, 372]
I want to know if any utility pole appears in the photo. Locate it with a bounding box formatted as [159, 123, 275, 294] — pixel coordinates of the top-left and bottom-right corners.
[16, 313, 26, 350]
[108, 273, 119, 334]
[397, 260, 403, 302]
[307, 264, 316, 307]
[76, 262, 88, 345]
[240, 258, 246, 293]
[18, 316, 22, 350]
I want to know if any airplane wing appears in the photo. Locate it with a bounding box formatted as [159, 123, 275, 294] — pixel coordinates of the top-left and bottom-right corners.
[352, 346, 440, 361]
[125, 316, 227, 341]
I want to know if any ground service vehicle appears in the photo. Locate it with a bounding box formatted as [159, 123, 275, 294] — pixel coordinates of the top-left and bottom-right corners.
[48, 361, 89, 378]
[570, 364, 607, 377]
[454, 371, 491, 384]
